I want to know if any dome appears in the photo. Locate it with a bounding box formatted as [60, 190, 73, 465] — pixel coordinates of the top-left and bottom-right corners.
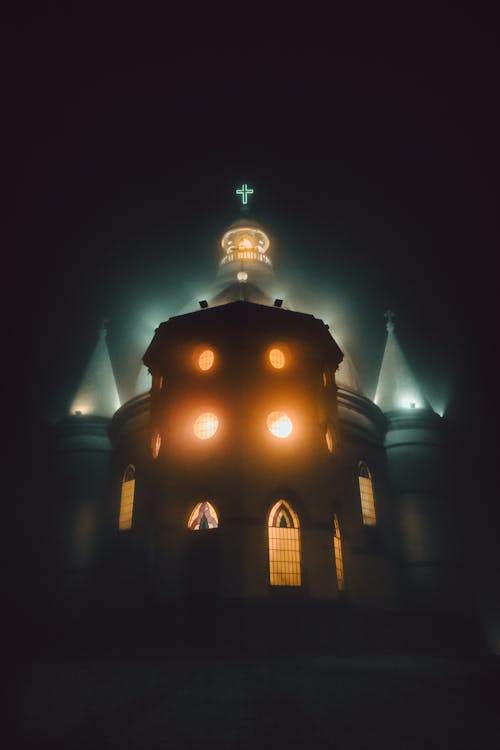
[216, 217, 275, 305]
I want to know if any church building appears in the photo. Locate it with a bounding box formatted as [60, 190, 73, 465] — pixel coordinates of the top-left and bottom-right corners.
[50, 186, 470, 650]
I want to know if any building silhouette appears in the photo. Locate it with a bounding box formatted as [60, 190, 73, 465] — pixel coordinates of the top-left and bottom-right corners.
[48, 197, 476, 652]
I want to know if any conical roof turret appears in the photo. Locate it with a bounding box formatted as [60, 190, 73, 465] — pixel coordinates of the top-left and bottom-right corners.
[69, 322, 121, 417]
[374, 311, 432, 413]
[336, 348, 363, 393]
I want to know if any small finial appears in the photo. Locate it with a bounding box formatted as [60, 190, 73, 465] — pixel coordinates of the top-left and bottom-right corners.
[384, 309, 395, 333]
[99, 317, 110, 337]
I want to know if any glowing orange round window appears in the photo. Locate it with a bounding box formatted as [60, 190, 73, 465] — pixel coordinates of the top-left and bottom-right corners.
[267, 411, 293, 438]
[194, 412, 219, 440]
[198, 349, 214, 371]
[269, 348, 285, 369]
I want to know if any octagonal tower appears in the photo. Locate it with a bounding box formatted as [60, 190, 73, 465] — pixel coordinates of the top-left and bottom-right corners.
[141, 300, 343, 601]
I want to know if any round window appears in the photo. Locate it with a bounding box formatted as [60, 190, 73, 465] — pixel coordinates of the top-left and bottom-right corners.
[193, 412, 219, 440]
[269, 348, 286, 369]
[267, 411, 293, 438]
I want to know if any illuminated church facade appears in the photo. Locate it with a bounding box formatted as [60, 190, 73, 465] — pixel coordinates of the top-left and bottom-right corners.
[51, 187, 467, 646]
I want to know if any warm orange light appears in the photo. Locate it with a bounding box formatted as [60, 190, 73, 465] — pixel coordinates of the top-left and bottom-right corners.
[269, 348, 285, 369]
[268, 500, 301, 586]
[359, 462, 376, 525]
[119, 465, 135, 531]
[267, 411, 293, 438]
[333, 514, 344, 591]
[194, 412, 219, 439]
[238, 236, 253, 250]
[325, 427, 335, 453]
[198, 349, 214, 371]
[151, 430, 161, 458]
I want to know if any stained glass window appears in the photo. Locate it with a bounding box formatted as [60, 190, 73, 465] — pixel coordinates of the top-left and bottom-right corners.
[188, 501, 219, 530]
[119, 464, 135, 531]
[333, 514, 345, 591]
[268, 500, 301, 586]
[358, 461, 376, 525]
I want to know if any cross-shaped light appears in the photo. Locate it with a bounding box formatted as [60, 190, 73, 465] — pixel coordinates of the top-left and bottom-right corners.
[235, 183, 254, 206]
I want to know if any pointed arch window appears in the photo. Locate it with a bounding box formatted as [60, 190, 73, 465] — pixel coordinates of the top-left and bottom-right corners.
[333, 514, 345, 591]
[119, 465, 135, 531]
[268, 500, 301, 586]
[188, 501, 219, 530]
[358, 461, 376, 526]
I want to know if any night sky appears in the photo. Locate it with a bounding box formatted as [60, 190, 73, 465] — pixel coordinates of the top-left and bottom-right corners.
[7, 11, 499, 616]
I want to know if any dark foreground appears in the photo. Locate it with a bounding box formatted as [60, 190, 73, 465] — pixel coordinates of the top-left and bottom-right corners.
[15, 645, 499, 749]
[12, 599, 497, 748]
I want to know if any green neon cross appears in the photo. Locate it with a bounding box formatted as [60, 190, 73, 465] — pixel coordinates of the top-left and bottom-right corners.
[235, 183, 254, 205]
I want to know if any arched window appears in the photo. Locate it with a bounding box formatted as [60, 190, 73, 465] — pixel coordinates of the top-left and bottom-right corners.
[119, 465, 135, 531]
[325, 424, 336, 453]
[151, 429, 161, 459]
[268, 499, 301, 586]
[333, 514, 345, 591]
[188, 501, 219, 530]
[358, 461, 376, 525]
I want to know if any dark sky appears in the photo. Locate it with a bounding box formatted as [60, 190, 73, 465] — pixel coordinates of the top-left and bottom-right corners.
[8, 10, 498, 432]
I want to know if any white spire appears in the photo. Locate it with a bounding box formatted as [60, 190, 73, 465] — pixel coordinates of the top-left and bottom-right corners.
[374, 311, 431, 413]
[69, 322, 121, 417]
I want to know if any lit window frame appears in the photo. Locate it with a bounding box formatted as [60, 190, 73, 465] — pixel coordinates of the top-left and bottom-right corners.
[333, 513, 345, 592]
[119, 464, 135, 531]
[358, 460, 377, 526]
[268, 499, 302, 587]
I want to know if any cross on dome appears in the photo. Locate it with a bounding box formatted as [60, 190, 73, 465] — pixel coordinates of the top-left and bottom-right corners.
[235, 183, 254, 206]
